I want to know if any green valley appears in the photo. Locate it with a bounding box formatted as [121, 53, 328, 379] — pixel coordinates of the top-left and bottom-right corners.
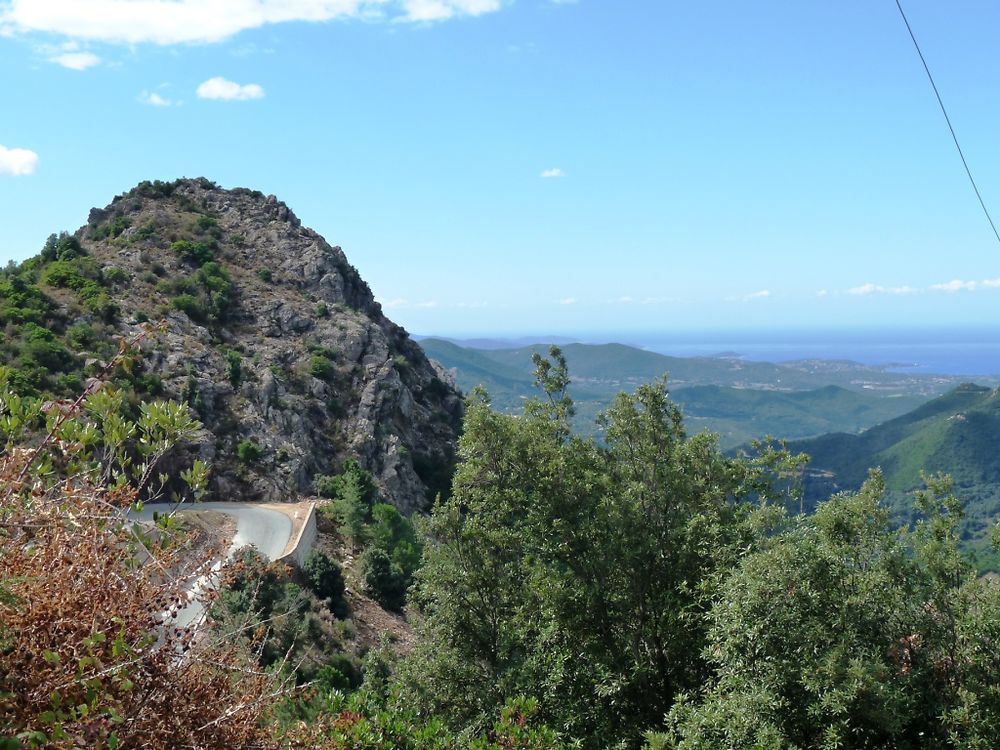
[789, 383, 1000, 569]
[418, 337, 961, 448]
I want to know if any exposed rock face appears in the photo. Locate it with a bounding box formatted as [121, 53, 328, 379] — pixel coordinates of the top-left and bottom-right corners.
[78, 178, 462, 513]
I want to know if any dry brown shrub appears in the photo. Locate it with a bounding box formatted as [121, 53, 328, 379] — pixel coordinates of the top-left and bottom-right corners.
[0, 450, 295, 749]
[0, 328, 295, 749]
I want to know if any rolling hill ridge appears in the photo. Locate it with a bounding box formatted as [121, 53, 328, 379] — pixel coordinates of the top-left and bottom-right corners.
[790, 383, 1000, 567]
[418, 337, 960, 448]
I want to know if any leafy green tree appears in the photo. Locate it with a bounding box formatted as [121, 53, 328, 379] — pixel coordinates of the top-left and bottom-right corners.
[400, 348, 793, 746]
[314, 459, 378, 550]
[304, 550, 348, 615]
[278, 692, 568, 749]
[665, 472, 1000, 750]
[360, 546, 408, 612]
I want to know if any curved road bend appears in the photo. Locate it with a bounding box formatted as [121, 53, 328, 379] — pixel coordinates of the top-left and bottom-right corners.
[129, 502, 296, 631]
[131, 501, 294, 560]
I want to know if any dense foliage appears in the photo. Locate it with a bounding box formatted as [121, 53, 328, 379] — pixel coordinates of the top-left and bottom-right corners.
[315, 460, 422, 611]
[0, 337, 283, 748]
[209, 546, 357, 689]
[791, 383, 1000, 571]
[4, 310, 999, 749]
[397, 348, 1000, 749]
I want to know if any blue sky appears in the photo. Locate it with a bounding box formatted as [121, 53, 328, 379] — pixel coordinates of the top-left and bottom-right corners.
[2, 0, 1000, 336]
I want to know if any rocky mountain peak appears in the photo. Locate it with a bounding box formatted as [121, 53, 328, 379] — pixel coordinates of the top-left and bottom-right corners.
[75, 177, 461, 512]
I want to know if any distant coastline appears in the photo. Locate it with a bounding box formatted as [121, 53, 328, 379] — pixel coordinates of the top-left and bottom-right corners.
[416, 327, 1000, 378]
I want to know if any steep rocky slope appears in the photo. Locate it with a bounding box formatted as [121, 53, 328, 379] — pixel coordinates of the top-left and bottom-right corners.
[37, 178, 462, 511]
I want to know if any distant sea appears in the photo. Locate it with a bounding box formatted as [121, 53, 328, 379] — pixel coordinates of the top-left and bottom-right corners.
[606, 328, 1000, 378]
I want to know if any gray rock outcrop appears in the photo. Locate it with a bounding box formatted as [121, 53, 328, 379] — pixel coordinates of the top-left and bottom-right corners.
[77, 178, 462, 513]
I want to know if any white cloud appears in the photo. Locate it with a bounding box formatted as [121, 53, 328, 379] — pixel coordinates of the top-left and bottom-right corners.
[558, 297, 576, 305]
[382, 298, 408, 308]
[401, 0, 501, 21]
[846, 283, 917, 296]
[743, 289, 770, 301]
[0, 145, 39, 176]
[139, 90, 173, 106]
[930, 279, 979, 293]
[0, 0, 506, 44]
[540, 168, 565, 178]
[414, 300, 439, 308]
[196, 76, 264, 101]
[49, 50, 100, 69]
[929, 277, 1000, 293]
[847, 283, 878, 296]
[816, 289, 829, 298]
[617, 296, 633, 304]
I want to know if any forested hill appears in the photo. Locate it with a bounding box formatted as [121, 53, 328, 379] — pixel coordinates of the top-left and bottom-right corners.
[790, 383, 1000, 568]
[0, 178, 462, 511]
[418, 337, 960, 447]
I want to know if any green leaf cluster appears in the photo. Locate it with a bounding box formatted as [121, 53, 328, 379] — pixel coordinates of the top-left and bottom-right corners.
[314, 460, 421, 611]
[399, 347, 1000, 749]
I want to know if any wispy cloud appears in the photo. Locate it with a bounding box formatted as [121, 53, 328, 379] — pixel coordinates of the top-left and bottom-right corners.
[742, 289, 770, 301]
[382, 298, 409, 308]
[558, 297, 576, 305]
[846, 283, 918, 296]
[0, 0, 507, 45]
[930, 279, 978, 293]
[49, 50, 100, 69]
[541, 167, 565, 178]
[928, 278, 1000, 293]
[0, 145, 39, 176]
[196, 77, 264, 101]
[139, 90, 174, 106]
[400, 0, 502, 22]
[816, 289, 829, 298]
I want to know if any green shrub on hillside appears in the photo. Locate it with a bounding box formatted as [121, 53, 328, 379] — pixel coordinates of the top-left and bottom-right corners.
[39, 232, 84, 262]
[211, 546, 357, 688]
[359, 546, 408, 612]
[303, 550, 348, 615]
[170, 293, 207, 322]
[89, 215, 131, 240]
[171, 240, 216, 267]
[0, 274, 54, 325]
[237, 439, 263, 463]
[162, 261, 234, 327]
[133, 221, 158, 241]
[226, 350, 242, 387]
[310, 354, 334, 380]
[104, 265, 128, 285]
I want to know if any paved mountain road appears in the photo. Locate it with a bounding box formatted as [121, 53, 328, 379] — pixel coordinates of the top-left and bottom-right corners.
[131, 502, 295, 560]
[129, 502, 303, 631]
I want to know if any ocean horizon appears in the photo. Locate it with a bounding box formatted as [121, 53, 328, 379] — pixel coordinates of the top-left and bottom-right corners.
[615, 328, 1000, 378]
[423, 327, 1000, 378]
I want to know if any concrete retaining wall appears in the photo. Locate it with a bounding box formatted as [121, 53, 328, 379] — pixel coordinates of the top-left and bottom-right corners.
[277, 501, 317, 567]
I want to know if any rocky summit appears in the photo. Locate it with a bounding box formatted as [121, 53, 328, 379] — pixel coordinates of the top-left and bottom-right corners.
[78, 177, 462, 511]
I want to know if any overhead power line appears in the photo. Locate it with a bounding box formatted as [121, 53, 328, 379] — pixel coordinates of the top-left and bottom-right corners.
[894, 0, 1000, 246]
